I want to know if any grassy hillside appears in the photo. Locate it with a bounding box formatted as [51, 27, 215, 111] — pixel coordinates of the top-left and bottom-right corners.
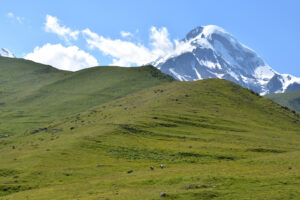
[266, 90, 300, 113]
[0, 79, 299, 199]
[0, 57, 71, 103]
[0, 57, 174, 135]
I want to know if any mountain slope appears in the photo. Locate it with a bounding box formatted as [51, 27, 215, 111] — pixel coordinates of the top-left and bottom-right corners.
[0, 57, 174, 135]
[266, 90, 300, 113]
[0, 79, 299, 199]
[0, 48, 14, 58]
[0, 57, 71, 103]
[152, 25, 300, 95]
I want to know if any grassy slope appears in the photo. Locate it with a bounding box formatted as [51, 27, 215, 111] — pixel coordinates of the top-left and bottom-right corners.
[0, 57, 174, 135]
[0, 79, 299, 200]
[0, 57, 71, 103]
[266, 90, 300, 113]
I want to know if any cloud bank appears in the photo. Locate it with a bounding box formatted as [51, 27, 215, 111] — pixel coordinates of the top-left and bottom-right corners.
[25, 14, 183, 71]
[24, 43, 98, 71]
[82, 26, 175, 66]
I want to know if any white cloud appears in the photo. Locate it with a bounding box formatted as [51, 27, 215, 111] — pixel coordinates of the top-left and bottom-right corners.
[7, 12, 23, 23]
[82, 27, 176, 66]
[120, 31, 133, 38]
[7, 12, 14, 18]
[83, 29, 153, 66]
[24, 43, 99, 71]
[39, 14, 188, 67]
[45, 15, 79, 42]
[149, 26, 173, 58]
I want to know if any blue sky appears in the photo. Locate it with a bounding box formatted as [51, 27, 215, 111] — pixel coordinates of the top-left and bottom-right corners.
[0, 0, 300, 75]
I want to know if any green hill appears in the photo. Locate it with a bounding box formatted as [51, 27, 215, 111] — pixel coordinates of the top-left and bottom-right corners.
[0, 57, 174, 135]
[266, 90, 300, 114]
[0, 79, 299, 199]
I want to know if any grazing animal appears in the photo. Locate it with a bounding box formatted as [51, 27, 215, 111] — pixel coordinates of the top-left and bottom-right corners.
[160, 164, 164, 169]
[150, 166, 154, 170]
[160, 192, 166, 197]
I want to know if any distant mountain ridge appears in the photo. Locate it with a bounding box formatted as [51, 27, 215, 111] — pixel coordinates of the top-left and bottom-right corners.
[266, 90, 300, 113]
[0, 48, 15, 58]
[152, 25, 300, 95]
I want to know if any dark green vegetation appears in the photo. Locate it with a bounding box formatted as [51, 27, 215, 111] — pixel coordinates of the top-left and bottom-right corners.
[0, 58, 300, 199]
[266, 90, 300, 114]
[0, 57, 173, 136]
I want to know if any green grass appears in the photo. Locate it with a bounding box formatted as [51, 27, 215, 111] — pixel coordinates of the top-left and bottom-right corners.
[0, 57, 174, 135]
[0, 78, 299, 199]
[266, 90, 300, 114]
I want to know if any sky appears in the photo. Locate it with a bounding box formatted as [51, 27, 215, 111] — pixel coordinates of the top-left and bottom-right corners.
[0, 0, 300, 76]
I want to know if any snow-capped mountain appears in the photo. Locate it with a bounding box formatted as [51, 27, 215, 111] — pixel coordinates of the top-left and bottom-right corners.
[0, 48, 15, 58]
[152, 25, 300, 95]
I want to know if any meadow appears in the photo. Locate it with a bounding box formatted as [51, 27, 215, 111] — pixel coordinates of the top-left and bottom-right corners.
[0, 70, 299, 199]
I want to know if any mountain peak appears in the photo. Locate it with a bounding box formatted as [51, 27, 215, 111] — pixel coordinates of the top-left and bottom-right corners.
[201, 25, 228, 36]
[184, 25, 228, 41]
[153, 25, 300, 95]
[0, 48, 15, 58]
